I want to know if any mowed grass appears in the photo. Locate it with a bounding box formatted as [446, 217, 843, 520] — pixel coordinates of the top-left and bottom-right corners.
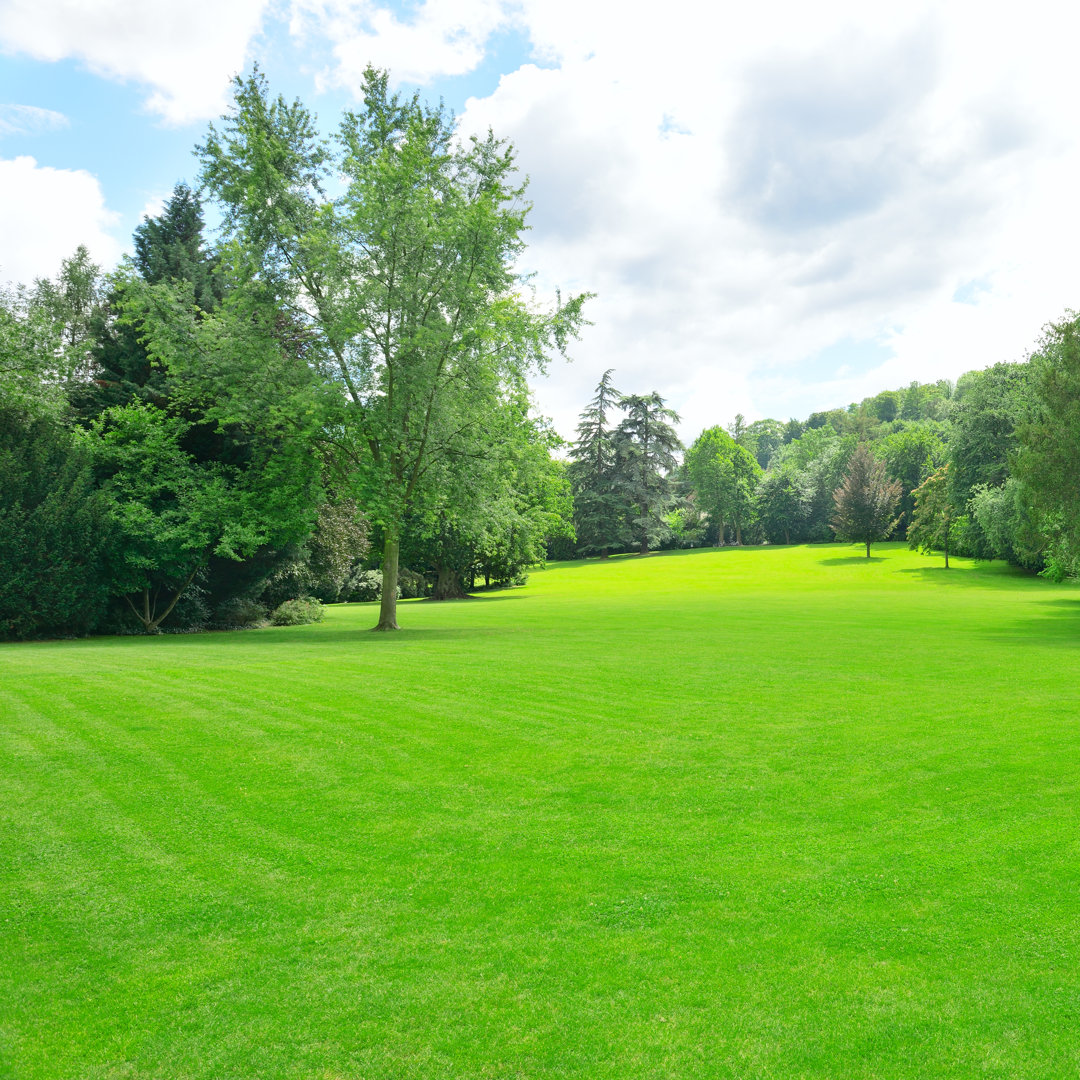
[3, 543, 1080, 1079]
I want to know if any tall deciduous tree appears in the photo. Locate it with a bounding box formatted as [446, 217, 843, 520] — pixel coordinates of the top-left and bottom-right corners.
[831, 443, 902, 557]
[195, 68, 588, 630]
[685, 426, 760, 545]
[1015, 314, 1080, 577]
[614, 392, 682, 555]
[908, 464, 955, 568]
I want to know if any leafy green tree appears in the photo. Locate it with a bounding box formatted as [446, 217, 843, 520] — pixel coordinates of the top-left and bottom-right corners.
[567, 369, 626, 557]
[743, 418, 785, 469]
[685, 426, 760, 545]
[30, 245, 105, 382]
[874, 423, 947, 534]
[195, 68, 587, 629]
[831, 443, 902, 557]
[1014, 314, 1080, 577]
[614, 392, 682, 554]
[89, 403, 318, 632]
[755, 464, 807, 545]
[908, 464, 956, 567]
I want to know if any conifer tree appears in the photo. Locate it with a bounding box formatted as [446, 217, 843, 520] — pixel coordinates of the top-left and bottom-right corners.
[831, 443, 902, 557]
[614, 392, 682, 555]
[567, 369, 626, 557]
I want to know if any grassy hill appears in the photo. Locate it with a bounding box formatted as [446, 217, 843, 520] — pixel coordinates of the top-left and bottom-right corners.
[3, 543, 1080, 1078]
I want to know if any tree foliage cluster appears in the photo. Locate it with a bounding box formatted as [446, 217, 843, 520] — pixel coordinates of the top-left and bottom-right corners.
[0, 70, 584, 639]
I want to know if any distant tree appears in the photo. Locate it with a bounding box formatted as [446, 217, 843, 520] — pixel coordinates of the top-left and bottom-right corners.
[874, 424, 947, 534]
[728, 412, 748, 444]
[30, 245, 105, 380]
[685, 425, 761, 545]
[568, 369, 626, 557]
[831, 443, 902, 557]
[782, 417, 804, 443]
[614, 392, 682, 554]
[908, 464, 956, 568]
[1015, 314, 1080, 577]
[755, 464, 806, 545]
[744, 418, 785, 469]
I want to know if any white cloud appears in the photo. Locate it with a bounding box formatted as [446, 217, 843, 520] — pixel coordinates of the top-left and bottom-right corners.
[0, 0, 270, 124]
[449, 1, 1080, 441]
[0, 156, 121, 286]
[291, 0, 511, 91]
[0, 104, 68, 137]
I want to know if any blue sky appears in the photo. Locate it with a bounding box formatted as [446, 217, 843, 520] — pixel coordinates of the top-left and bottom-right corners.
[3, 0, 1079, 440]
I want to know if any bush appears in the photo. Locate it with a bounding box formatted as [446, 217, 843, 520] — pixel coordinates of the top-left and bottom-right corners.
[269, 597, 324, 626]
[212, 596, 268, 629]
[398, 567, 427, 599]
[342, 568, 401, 603]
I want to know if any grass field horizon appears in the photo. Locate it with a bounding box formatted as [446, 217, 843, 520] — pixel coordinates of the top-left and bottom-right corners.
[4, 542, 1080, 1078]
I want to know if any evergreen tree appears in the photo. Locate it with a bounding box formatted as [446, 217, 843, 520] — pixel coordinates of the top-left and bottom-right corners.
[567, 369, 626, 557]
[831, 443, 902, 557]
[613, 392, 682, 555]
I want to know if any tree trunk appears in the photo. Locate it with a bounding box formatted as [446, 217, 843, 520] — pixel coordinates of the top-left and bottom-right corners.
[736, 524, 742, 545]
[639, 538, 649, 555]
[599, 550, 609, 559]
[716, 519, 725, 547]
[784, 528, 790, 545]
[865, 539, 871, 558]
[125, 568, 198, 633]
[374, 531, 400, 630]
[944, 535, 950, 569]
[432, 564, 468, 600]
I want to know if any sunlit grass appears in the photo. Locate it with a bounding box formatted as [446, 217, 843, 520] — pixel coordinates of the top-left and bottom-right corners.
[3, 542, 1080, 1078]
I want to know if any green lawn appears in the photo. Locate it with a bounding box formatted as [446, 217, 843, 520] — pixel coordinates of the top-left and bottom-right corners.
[3, 543, 1080, 1078]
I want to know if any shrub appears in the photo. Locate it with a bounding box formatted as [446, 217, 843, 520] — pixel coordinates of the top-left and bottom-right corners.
[212, 597, 268, 629]
[270, 597, 324, 626]
[342, 568, 402, 602]
[398, 567, 427, 599]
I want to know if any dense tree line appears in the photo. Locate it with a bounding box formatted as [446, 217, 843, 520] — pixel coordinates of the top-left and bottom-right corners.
[0, 70, 583, 640]
[568, 345, 1079, 575]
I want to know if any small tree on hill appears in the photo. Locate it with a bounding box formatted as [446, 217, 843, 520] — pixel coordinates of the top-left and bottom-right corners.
[908, 464, 955, 568]
[831, 443, 902, 557]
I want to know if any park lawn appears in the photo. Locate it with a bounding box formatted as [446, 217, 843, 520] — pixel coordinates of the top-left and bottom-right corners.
[2, 542, 1080, 1079]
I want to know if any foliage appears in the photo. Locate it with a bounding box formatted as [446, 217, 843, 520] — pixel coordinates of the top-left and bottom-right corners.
[195, 67, 588, 629]
[0, 403, 116, 639]
[614, 392, 682, 554]
[1014, 313, 1080, 578]
[212, 596, 269, 629]
[89, 403, 317, 632]
[907, 464, 956, 567]
[685, 425, 760, 545]
[269, 596, 324, 625]
[567, 369, 626, 556]
[831, 443, 902, 556]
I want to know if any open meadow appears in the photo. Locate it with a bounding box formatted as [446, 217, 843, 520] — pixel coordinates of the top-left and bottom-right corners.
[3, 542, 1080, 1079]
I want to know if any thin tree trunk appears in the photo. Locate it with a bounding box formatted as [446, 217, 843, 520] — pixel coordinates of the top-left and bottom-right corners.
[784, 528, 790, 545]
[716, 519, 724, 547]
[944, 534, 949, 569]
[375, 531, 400, 630]
[736, 524, 743, 545]
[866, 539, 871, 558]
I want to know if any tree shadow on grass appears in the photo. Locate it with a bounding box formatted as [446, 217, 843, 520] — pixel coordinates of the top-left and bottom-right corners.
[818, 556, 886, 565]
[896, 565, 1035, 588]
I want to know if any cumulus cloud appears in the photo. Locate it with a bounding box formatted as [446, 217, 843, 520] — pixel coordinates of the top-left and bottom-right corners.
[0, 156, 121, 286]
[451, 2, 1080, 439]
[0, 0, 269, 124]
[0, 104, 68, 137]
[292, 0, 511, 91]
